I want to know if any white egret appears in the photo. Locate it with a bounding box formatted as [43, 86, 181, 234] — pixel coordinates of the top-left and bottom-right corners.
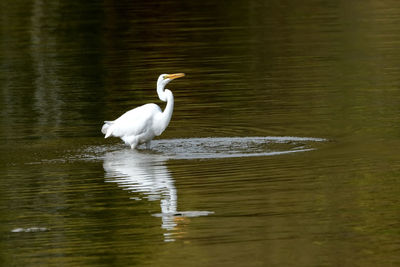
[101, 73, 185, 149]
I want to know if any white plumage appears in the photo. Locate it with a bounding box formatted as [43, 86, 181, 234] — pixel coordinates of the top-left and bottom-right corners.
[101, 73, 185, 149]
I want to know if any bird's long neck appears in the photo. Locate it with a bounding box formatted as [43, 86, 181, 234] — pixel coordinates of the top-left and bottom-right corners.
[161, 89, 174, 130]
[156, 82, 174, 135]
[157, 81, 168, 102]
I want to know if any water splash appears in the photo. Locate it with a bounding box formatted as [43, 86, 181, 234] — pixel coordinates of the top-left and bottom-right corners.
[81, 136, 326, 161]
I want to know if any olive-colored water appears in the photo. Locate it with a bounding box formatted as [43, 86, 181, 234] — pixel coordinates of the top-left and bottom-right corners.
[1, 1, 400, 266]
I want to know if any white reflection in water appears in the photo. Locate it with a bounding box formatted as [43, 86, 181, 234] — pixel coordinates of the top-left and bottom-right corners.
[99, 137, 325, 241]
[11, 227, 49, 233]
[103, 150, 212, 242]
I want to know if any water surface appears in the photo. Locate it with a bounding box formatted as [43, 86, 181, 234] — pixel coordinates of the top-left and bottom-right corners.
[1, 1, 400, 266]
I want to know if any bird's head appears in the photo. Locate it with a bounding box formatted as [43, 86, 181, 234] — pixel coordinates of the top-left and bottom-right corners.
[157, 73, 185, 88]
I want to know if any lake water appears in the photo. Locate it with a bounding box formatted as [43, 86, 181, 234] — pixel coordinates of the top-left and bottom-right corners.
[1, 1, 400, 266]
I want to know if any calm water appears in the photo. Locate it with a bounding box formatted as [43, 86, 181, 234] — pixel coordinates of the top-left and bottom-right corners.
[1, 0, 400, 266]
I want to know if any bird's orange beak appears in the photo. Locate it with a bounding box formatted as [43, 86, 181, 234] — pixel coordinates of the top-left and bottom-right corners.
[165, 73, 185, 80]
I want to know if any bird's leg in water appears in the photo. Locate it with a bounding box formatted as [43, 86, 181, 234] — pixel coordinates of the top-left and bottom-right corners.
[129, 139, 138, 150]
[145, 141, 151, 150]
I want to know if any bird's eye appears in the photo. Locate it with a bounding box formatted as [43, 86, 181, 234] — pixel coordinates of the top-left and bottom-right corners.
[163, 75, 168, 80]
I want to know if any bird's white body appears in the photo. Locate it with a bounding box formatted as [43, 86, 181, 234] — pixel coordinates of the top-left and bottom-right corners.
[101, 73, 184, 149]
[102, 103, 164, 149]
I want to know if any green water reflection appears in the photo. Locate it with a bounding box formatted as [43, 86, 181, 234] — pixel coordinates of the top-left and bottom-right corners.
[1, 0, 399, 266]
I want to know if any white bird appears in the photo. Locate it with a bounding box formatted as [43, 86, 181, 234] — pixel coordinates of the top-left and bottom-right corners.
[101, 73, 185, 149]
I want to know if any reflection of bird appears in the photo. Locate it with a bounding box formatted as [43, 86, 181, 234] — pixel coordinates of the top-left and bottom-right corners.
[103, 149, 213, 242]
[101, 73, 185, 149]
[103, 150, 178, 236]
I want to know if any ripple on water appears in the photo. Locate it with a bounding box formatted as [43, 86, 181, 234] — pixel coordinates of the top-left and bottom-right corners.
[80, 136, 327, 161]
[11, 227, 49, 233]
[74, 136, 326, 242]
